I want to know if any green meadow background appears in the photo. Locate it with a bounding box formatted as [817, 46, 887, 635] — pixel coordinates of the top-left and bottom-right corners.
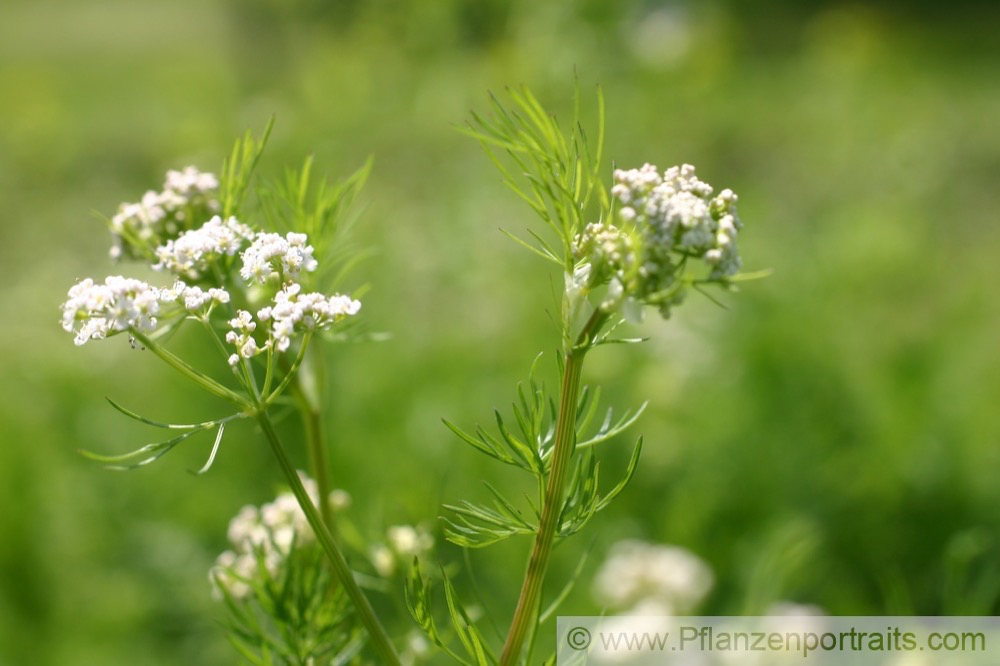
[2, 0, 1000, 663]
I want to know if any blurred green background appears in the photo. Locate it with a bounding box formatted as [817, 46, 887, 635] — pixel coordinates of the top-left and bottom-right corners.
[3, 0, 1000, 663]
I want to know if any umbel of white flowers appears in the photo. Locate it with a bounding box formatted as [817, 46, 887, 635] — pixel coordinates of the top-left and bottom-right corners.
[211, 473, 352, 600]
[592, 539, 714, 614]
[61, 167, 361, 364]
[571, 163, 742, 319]
[109, 167, 221, 261]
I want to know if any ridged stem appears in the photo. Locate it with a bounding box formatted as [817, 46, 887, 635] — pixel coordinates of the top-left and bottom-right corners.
[499, 309, 608, 665]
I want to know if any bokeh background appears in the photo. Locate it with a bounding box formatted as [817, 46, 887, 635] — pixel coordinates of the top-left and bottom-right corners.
[2, 0, 1000, 663]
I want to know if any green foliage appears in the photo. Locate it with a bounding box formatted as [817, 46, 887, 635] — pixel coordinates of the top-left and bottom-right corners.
[462, 84, 608, 271]
[258, 154, 374, 293]
[220, 117, 275, 219]
[215, 542, 363, 666]
[405, 560, 494, 665]
[441, 357, 643, 550]
[78, 398, 242, 472]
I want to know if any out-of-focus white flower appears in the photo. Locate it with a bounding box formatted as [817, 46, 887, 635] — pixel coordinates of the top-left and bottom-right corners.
[400, 629, 431, 666]
[371, 524, 434, 577]
[764, 600, 826, 618]
[110, 191, 166, 240]
[387, 525, 434, 557]
[153, 215, 254, 277]
[627, 7, 694, 68]
[210, 550, 256, 600]
[61, 276, 162, 345]
[109, 166, 220, 261]
[164, 166, 219, 200]
[257, 283, 361, 353]
[239, 231, 318, 284]
[565, 263, 592, 308]
[371, 544, 396, 577]
[761, 601, 828, 638]
[211, 472, 331, 601]
[329, 489, 351, 511]
[593, 601, 676, 664]
[592, 540, 714, 612]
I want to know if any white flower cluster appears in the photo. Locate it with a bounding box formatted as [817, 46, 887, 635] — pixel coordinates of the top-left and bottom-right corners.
[370, 525, 435, 577]
[211, 475, 351, 600]
[592, 540, 714, 614]
[110, 167, 220, 260]
[160, 280, 231, 311]
[260, 284, 362, 351]
[225, 310, 262, 366]
[572, 163, 743, 318]
[62, 277, 231, 346]
[612, 163, 742, 278]
[61, 276, 162, 346]
[225, 284, 361, 365]
[66, 165, 362, 365]
[240, 232, 318, 284]
[164, 166, 220, 200]
[153, 215, 254, 278]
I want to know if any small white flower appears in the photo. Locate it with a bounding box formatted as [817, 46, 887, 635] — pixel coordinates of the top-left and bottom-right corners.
[108, 166, 221, 260]
[229, 310, 256, 333]
[227, 505, 260, 545]
[160, 280, 230, 313]
[225, 309, 265, 363]
[164, 166, 219, 199]
[257, 283, 361, 354]
[239, 232, 319, 284]
[371, 525, 434, 578]
[153, 215, 254, 277]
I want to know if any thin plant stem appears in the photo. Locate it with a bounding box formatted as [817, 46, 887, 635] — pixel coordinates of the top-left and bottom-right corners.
[499, 309, 608, 665]
[296, 345, 335, 532]
[304, 402, 334, 528]
[264, 333, 312, 406]
[291, 344, 335, 530]
[256, 410, 401, 665]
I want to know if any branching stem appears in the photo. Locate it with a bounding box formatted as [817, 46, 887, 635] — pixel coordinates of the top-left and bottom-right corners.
[130, 329, 251, 410]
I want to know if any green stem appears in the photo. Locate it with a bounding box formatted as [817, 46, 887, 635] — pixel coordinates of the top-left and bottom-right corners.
[256, 411, 401, 665]
[303, 404, 334, 528]
[264, 333, 312, 406]
[293, 345, 335, 530]
[499, 309, 608, 665]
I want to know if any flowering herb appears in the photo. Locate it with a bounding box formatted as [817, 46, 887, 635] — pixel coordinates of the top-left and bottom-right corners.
[60, 84, 758, 666]
[60, 122, 402, 664]
[404, 85, 758, 665]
